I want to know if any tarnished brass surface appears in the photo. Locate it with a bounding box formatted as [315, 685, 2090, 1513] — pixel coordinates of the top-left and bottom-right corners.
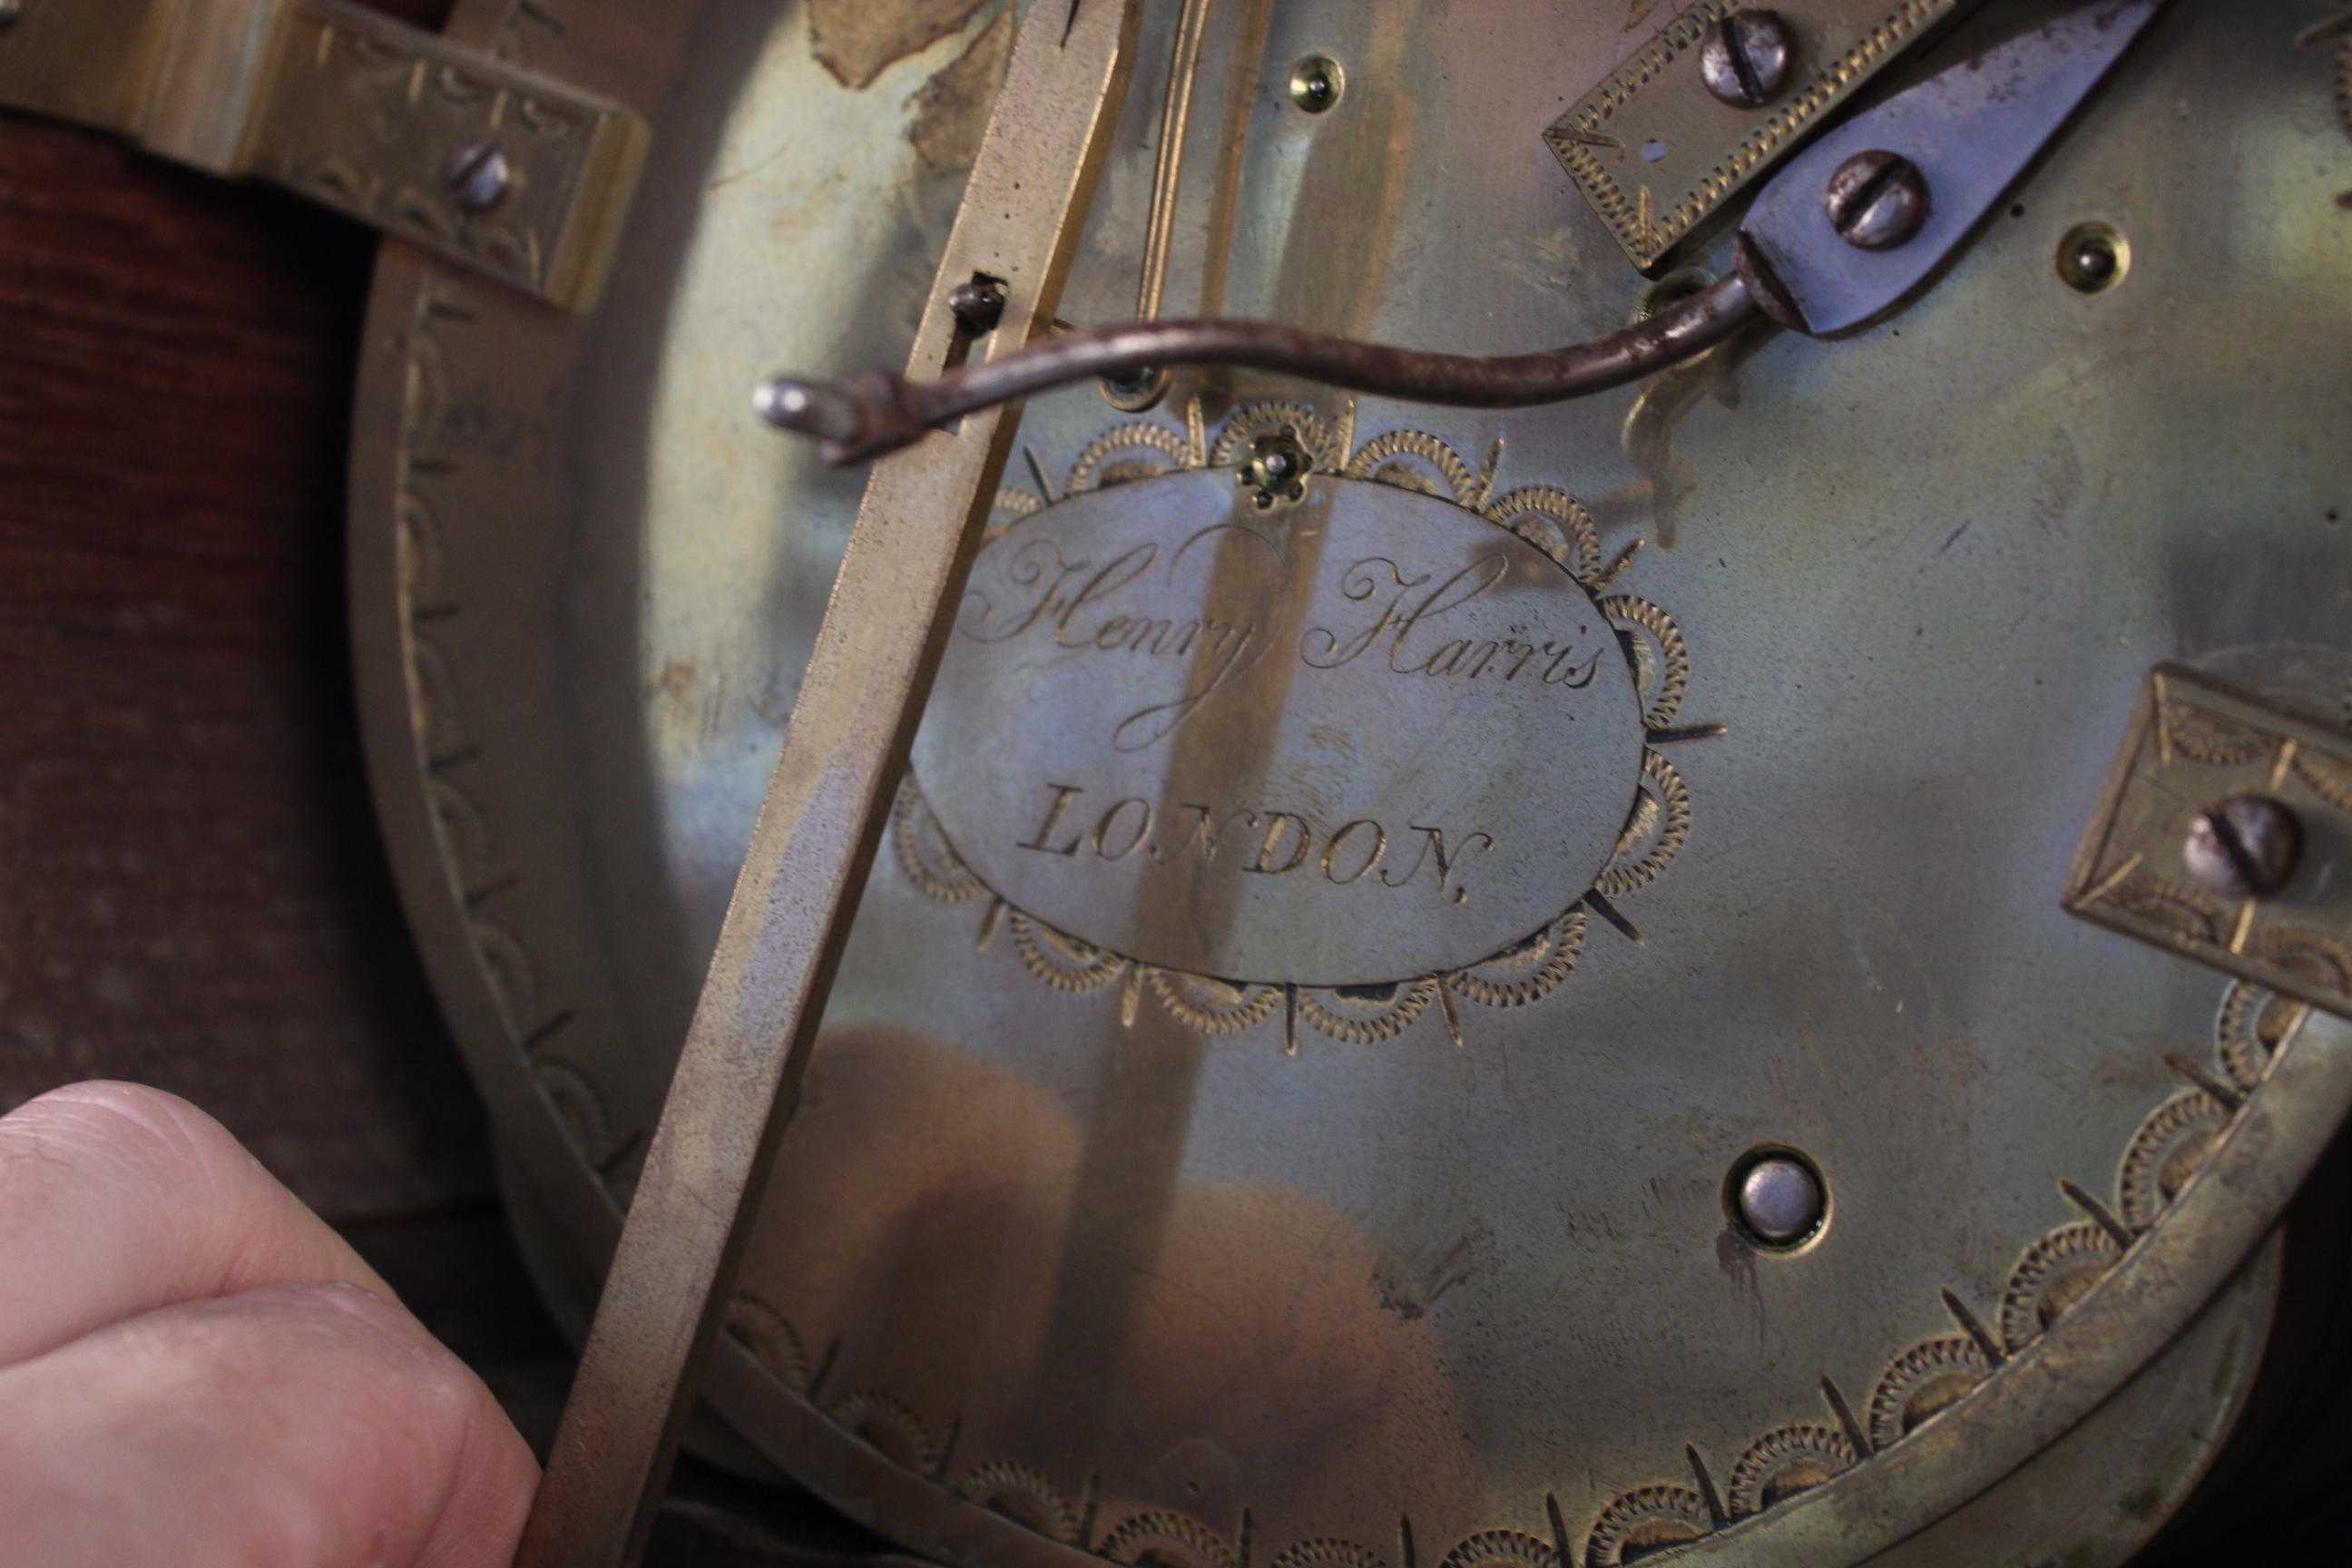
[1544, 0, 1975, 271]
[247, 0, 649, 309]
[345, 2, 2352, 1565]
[0, 0, 647, 308]
[0, 0, 179, 129]
[515, 3, 1142, 1563]
[2065, 666, 2352, 1014]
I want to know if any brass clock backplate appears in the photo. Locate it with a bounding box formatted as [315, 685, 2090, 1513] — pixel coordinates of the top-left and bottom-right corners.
[350, 3, 2352, 1565]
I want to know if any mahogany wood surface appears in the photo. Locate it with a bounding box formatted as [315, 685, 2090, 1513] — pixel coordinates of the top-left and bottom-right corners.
[0, 0, 486, 1225]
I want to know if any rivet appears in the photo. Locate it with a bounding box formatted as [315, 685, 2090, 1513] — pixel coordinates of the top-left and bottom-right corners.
[445, 135, 511, 214]
[2056, 221, 2130, 295]
[1823, 150, 1929, 251]
[1240, 431, 1310, 507]
[1289, 55, 1341, 113]
[2183, 793, 2302, 900]
[1700, 10, 1795, 108]
[1730, 1151, 1826, 1246]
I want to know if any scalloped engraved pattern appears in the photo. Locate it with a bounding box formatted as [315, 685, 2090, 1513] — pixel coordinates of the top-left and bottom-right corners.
[710, 968, 2269, 1566]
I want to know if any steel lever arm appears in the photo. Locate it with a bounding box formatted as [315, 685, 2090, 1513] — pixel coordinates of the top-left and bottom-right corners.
[758, 273, 1762, 466]
[760, 0, 2170, 468]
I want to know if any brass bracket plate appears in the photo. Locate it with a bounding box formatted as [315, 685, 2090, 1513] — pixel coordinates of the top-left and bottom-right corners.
[2064, 665, 2352, 1018]
[1544, 0, 1970, 273]
[0, 0, 646, 309]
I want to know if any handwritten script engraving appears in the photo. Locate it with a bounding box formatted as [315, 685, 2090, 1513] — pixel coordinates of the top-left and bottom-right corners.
[1302, 556, 1608, 689]
[914, 470, 1646, 985]
[957, 525, 1275, 750]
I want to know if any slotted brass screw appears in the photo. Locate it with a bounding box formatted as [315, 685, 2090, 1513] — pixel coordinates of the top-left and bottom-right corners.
[1700, 11, 1794, 108]
[1824, 149, 1929, 250]
[446, 135, 511, 213]
[2183, 793, 2303, 899]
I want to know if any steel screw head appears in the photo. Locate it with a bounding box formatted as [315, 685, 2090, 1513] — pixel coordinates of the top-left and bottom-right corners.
[2184, 793, 2304, 900]
[1732, 1152, 1826, 1246]
[445, 135, 512, 214]
[1700, 10, 1794, 108]
[1824, 150, 1929, 250]
[1289, 55, 1341, 113]
[947, 276, 1007, 336]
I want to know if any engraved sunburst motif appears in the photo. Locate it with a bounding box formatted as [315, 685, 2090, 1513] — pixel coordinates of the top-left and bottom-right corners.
[889, 401, 1721, 1052]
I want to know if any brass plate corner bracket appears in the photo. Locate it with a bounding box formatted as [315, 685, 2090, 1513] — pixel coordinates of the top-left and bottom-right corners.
[2064, 664, 2352, 1019]
[1545, 0, 1972, 273]
[0, 0, 647, 309]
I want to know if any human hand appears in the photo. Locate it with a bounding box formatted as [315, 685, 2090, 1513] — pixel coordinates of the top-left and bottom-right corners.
[0, 1081, 538, 1567]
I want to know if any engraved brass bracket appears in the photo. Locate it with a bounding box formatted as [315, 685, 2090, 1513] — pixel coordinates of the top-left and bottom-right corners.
[1545, 0, 1973, 273]
[0, 0, 646, 309]
[2064, 665, 2352, 1019]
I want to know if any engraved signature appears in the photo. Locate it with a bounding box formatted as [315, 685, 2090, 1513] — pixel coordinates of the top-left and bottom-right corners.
[1300, 555, 1607, 688]
[956, 525, 1274, 752]
[1016, 782, 1494, 906]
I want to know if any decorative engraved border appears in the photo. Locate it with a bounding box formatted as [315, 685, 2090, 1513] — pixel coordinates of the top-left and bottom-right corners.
[390, 268, 643, 1197]
[718, 973, 2303, 1568]
[2063, 668, 2352, 1020]
[1544, 0, 1961, 270]
[893, 401, 1722, 1052]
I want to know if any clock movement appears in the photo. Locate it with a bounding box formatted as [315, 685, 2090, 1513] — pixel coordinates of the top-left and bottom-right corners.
[7, 1, 2352, 1564]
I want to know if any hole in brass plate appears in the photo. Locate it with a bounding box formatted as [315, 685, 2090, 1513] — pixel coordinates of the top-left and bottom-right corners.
[1101, 363, 1171, 412]
[1633, 267, 1716, 324]
[2057, 220, 2130, 295]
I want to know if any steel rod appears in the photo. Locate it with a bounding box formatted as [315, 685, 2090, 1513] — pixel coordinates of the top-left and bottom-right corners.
[759, 273, 1759, 465]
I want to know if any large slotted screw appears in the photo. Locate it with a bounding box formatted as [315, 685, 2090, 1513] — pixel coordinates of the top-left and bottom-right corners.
[1700, 10, 1794, 108]
[2183, 793, 2304, 900]
[1823, 150, 1929, 250]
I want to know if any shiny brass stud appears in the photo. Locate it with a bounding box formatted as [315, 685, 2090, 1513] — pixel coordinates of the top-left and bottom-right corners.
[1289, 55, 1342, 113]
[2056, 221, 2130, 294]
